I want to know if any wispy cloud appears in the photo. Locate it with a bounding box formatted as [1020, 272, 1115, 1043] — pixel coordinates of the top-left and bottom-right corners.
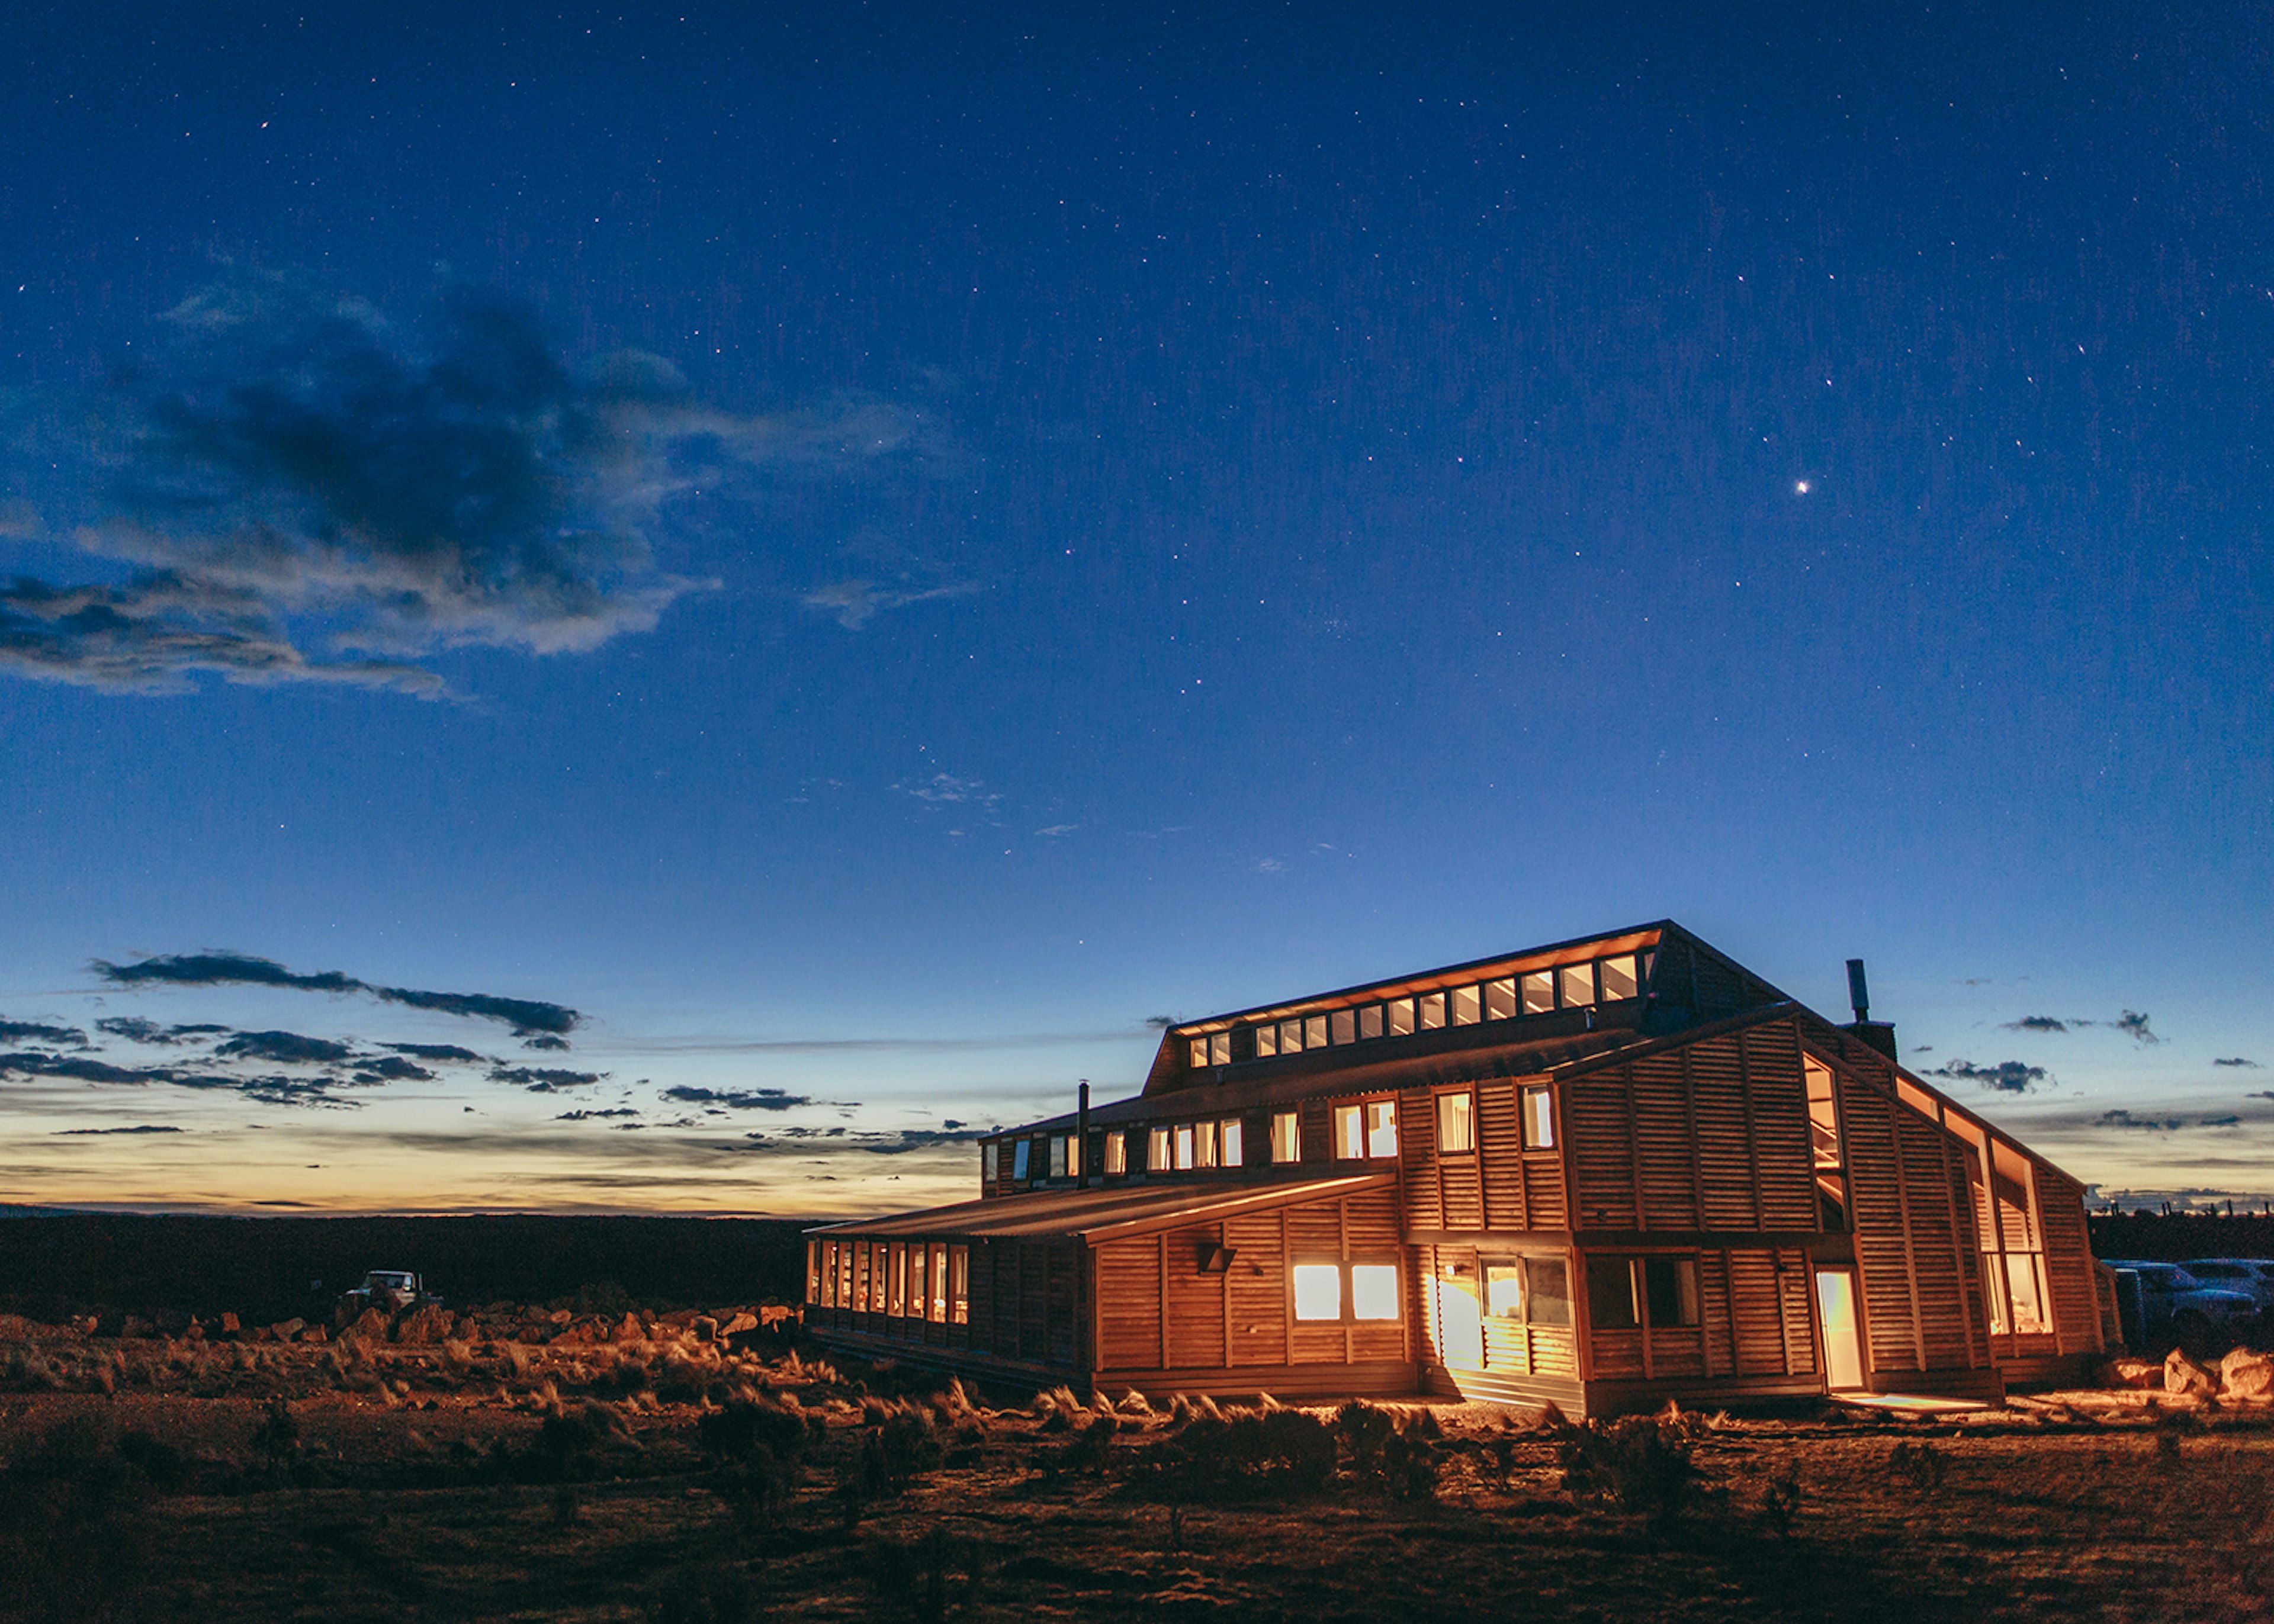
[0, 1049, 371, 1107]
[2098, 1108, 2191, 1132]
[802, 578, 976, 631]
[95, 1017, 229, 1046]
[2215, 1056, 2262, 1069]
[892, 773, 1000, 807]
[1, 272, 962, 697]
[2114, 1010, 2160, 1045]
[0, 1019, 89, 1049]
[214, 1030, 354, 1066]
[1922, 1058, 2050, 1094]
[94, 950, 580, 1035]
[487, 1066, 608, 1091]
[659, 1085, 816, 1112]
[2001, 1015, 2070, 1033]
[54, 1124, 185, 1136]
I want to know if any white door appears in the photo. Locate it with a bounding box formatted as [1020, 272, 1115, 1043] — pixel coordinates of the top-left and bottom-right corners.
[1814, 1269, 1865, 1391]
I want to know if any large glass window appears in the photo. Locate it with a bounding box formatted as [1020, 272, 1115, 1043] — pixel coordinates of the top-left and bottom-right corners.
[1293, 1263, 1342, 1321]
[1333, 1104, 1364, 1160]
[1521, 1085, 1556, 1149]
[1221, 1118, 1244, 1167]
[949, 1246, 969, 1325]
[1190, 1037, 1210, 1068]
[1366, 1099, 1399, 1159]
[1305, 1014, 1329, 1049]
[1642, 1257, 1701, 1327]
[1210, 1032, 1231, 1066]
[909, 1244, 927, 1320]
[1451, 985, 1481, 1025]
[1351, 1263, 1401, 1321]
[1484, 1256, 1569, 1324]
[1418, 992, 1447, 1030]
[1194, 1120, 1219, 1169]
[1437, 1092, 1475, 1154]
[1330, 1008, 1356, 1045]
[807, 1240, 821, 1305]
[1049, 1136, 1068, 1179]
[1254, 1024, 1279, 1059]
[1598, 954, 1640, 1001]
[1559, 963, 1596, 1008]
[890, 1242, 908, 1317]
[1174, 1124, 1196, 1170]
[1387, 998, 1415, 1037]
[1484, 977, 1518, 1021]
[1588, 1256, 1700, 1329]
[1271, 1110, 1300, 1163]
[930, 1243, 950, 1323]
[1104, 1131, 1127, 1176]
[1148, 1126, 1172, 1172]
[1588, 1256, 1639, 1329]
[855, 1243, 872, 1312]
[1012, 1140, 1030, 1182]
[1358, 1004, 1384, 1040]
[982, 1143, 998, 1182]
[1521, 970, 1554, 1014]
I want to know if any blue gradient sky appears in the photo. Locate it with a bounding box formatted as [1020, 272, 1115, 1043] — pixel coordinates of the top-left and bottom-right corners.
[1, 3, 2267, 1213]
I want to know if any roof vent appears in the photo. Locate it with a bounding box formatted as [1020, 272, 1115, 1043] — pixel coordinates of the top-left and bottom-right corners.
[1842, 958, 1897, 1062]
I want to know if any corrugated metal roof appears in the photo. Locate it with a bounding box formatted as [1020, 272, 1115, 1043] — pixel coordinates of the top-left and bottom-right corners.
[807, 1172, 1396, 1244]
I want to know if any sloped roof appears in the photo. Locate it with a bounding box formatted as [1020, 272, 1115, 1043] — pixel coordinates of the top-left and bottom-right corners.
[807, 1171, 1396, 1244]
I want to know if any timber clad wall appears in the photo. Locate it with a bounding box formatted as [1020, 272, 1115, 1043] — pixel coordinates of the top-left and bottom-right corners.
[2039, 1168, 2100, 1354]
[1564, 1024, 1815, 1234]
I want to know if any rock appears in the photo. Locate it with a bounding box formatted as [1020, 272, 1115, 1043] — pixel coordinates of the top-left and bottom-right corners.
[719, 1311, 759, 1337]
[218, 1312, 241, 1336]
[396, 1306, 452, 1346]
[271, 1317, 305, 1341]
[2103, 1356, 2160, 1390]
[2220, 1348, 2274, 1401]
[548, 1308, 573, 1326]
[691, 1316, 719, 1343]
[348, 1308, 391, 1342]
[300, 1324, 327, 1343]
[121, 1315, 153, 1340]
[2164, 1348, 2216, 1397]
[614, 1312, 645, 1345]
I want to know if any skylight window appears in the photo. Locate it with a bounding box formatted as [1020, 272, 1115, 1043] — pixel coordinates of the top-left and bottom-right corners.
[1521, 971, 1553, 1014]
[1559, 963, 1595, 1008]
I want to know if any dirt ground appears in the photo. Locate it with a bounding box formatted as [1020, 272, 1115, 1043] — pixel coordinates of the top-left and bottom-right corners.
[2, 1319, 2269, 1623]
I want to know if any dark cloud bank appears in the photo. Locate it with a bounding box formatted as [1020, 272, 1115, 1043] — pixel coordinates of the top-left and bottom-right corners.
[1923, 1059, 2050, 1094]
[94, 950, 579, 1036]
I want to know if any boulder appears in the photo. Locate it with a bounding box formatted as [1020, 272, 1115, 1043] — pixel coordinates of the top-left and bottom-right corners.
[217, 1312, 241, 1336]
[348, 1307, 391, 1343]
[2103, 1357, 2160, 1390]
[2220, 1348, 2274, 1401]
[395, 1306, 452, 1345]
[2164, 1348, 2217, 1397]
[719, 1311, 759, 1337]
[270, 1317, 305, 1341]
[691, 1316, 719, 1344]
[300, 1324, 327, 1343]
[614, 1312, 646, 1345]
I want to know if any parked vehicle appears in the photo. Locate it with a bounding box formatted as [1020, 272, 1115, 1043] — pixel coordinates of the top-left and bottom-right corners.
[2101, 1259, 2258, 1349]
[339, 1270, 439, 1313]
[2177, 1258, 2274, 1311]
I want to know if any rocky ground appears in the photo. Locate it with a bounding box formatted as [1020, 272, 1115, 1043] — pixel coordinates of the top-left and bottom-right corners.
[2, 1308, 2270, 1623]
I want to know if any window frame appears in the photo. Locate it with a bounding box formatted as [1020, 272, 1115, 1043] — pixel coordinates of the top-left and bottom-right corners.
[1293, 1258, 1405, 1325]
[1270, 1110, 1300, 1163]
[1435, 1089, 1476, 1155]
[1104, 1130, 1128, 1177]
[1520, 1083, 1556, 1150]
[1481, 1253, 1572, 1326]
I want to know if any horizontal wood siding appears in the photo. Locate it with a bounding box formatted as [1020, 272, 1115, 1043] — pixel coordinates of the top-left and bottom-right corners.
[1226, 1211, 1289, 1367]
[2037, 1166, 2103, 1356]
[1568, 1022, 1814, 1234]
[1164, 1223, 1228, 1370]
[1096, 1235, 1163, 1370]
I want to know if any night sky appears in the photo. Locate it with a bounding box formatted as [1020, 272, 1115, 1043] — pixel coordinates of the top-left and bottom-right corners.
[1, 4, 2267, 1214]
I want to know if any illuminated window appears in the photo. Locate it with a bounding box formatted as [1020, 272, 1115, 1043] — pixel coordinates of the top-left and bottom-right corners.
[1358, 1004, 1384, 1040]
[1271, 1110, 1300, 1163]
[930, 1242, 949, 1323]
[1210, 1032, 1231, 1066]
[950, 1245, 969, 1325]
[1451, 985, 1481, 1026]
[807, 1242, 820, 1305]
[1366, 1099, 1399, 1159]
[890, 1242, 907, 1317]
[1190, 1038, 1209, 1067]
[1484, 977, 1517, 1021]
[1330, 1008, 1356, 1045]
[1254, 1024, 1279, 1059]
[1418, 992, 1446, 1030]
[1333, 1104, 1364, 1160]
[1280, 1018, 1305, 1054]
[1521, 1085, 1555, 1149]
[1174, 1124, 1195, 1170]
[1148, 1126, 1172, 1172]
[1195, 1120, 1219, 1169]
[1104, 1131, 1127, 1176]
[1599, 954, 1639, 1001]
[908, 1245, 926, 1319]
[1559, 963, 1595, 1008]
[855, 1243, 872, 1313]
[1804, 1057, 1841, 1170]
[1220, 1117, 1244, 1166]
[1387, 998, 1415, 1036]
[1521, 970, 1554, 1014]
[1012, 1140, 1031, 1182]
[838, 1242, 853, 1311]
[1485, 1257, 1570, 1324]
[1305, 1014, 1328, 1049]
[1293, 1263, 1342, 1321]
[1437, 1092, 1475, 1154]
[1065, 1134, 1081, 1179]
[1049, 1136, 1068, 1179]
[1351, 1263, 1401, 1321]
[982, 1143, 998, 1182]
[816, 1240, 833, 1308]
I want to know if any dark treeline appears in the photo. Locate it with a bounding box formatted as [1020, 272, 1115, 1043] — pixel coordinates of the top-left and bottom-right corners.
[0, 1212, 812, 1323]
[2089, 1211, 2274, 1263]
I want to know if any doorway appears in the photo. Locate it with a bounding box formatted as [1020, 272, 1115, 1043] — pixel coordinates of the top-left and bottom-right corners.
[1814, 1268, 1865, 1391]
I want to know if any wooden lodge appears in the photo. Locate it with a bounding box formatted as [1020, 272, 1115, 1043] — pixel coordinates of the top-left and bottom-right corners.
[805, 923, 2112, 1413]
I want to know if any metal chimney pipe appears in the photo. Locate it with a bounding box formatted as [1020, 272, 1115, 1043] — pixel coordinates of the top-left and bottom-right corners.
[1076, 1081, 1091, 1189]
[1846, 959, 1870, 1024]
